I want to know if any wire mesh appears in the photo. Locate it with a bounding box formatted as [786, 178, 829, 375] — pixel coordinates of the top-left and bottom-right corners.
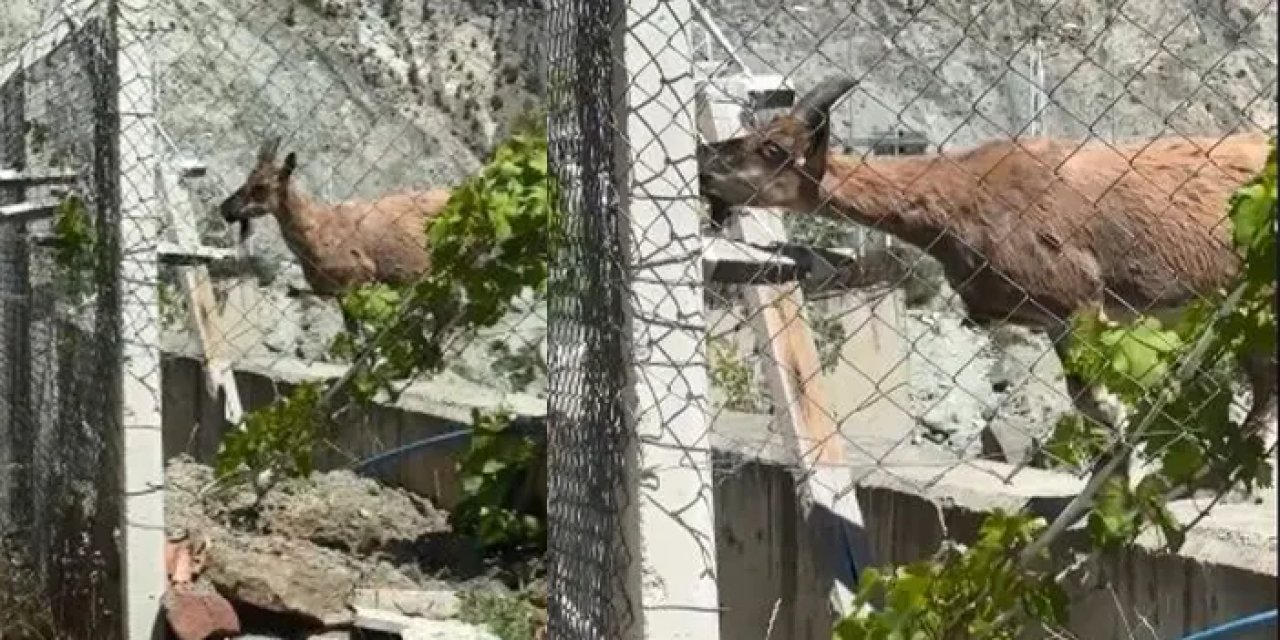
[0, 1, 123, 635]
[135, 0, 552, 613]
[545, 0, 633, 637]
[547, 0, 1276, 636]
[0, 0, 1274, 636]
[690, 0, 1276, 477]
[4, 0, 551, 636]
[139, 0, 550, 463]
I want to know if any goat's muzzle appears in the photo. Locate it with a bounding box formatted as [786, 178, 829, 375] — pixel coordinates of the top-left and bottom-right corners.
[218, 189, 244, 223]
[704, 193, 732, 231]
[696, 167, 733, 231]
[217, 190, 255, 242]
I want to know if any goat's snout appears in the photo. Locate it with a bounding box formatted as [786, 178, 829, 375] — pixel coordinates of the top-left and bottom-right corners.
[695, 144, 735, 230]
[217, 190, 256, 242]
[696, 141, 743, 198]
[218, 191, 242, 222]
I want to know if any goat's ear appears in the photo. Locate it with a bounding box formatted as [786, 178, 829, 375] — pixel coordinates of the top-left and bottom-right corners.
[280, 152, 297, 180]
[257, 136, 281, 164]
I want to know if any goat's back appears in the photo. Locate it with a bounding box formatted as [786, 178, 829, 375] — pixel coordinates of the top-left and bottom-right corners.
[336, 188, 452, 285]
[957, 133, 1270, 320]
[1063, 133, 1268, 315]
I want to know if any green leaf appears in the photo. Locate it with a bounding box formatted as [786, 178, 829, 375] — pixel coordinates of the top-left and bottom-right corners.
[1230, 183, 1271, 252]
[1160, 440, 1204, 484]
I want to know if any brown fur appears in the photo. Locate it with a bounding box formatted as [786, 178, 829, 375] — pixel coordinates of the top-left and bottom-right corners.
[219, 137, 450, 297]
[698, 77, 1276, 477]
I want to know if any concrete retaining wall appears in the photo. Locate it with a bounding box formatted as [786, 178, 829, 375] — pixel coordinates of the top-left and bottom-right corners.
[160, 355, 1277, 640]
[160, 353, 545, 510]
[713, 445, 1278, 640]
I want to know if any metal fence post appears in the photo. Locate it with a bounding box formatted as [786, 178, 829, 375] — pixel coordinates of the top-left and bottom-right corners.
[113, 0, 166, 636]
[0, 66, 27, 532]
[614, 0, 721, 637]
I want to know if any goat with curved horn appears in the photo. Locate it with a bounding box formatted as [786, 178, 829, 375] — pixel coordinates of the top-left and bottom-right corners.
[696, 75, 1276, 495]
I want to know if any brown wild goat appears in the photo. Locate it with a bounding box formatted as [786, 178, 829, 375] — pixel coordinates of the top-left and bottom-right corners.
[698, 76, 1276, 485]
[219, 137, 451, 300]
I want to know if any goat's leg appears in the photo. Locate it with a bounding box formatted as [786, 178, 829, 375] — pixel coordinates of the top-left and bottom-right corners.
[1238, 349, 1278, 499]
[1179, 350, 1277, 501]
[340, 306, 360, 339]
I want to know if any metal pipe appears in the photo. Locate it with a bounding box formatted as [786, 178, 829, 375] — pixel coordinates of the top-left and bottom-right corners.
[1179, 610, 1277, 640]
[351, 415, 547, 475]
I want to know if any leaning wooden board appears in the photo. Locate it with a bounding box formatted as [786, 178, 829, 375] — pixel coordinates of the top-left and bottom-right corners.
[159, 163, 244, 425]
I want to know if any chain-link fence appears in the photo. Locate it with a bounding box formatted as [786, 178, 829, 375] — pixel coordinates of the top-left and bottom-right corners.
[0, 0, 1275, 636]
[3, 0, 550, 637]
[546, 0, 1276, 637]
[545, 1, 634, 636]
[0, 1, 126, 636]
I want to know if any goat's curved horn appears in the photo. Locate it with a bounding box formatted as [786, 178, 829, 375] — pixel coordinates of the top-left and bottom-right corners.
[792, 77, 858, 131]
[257, 136, 281, 163]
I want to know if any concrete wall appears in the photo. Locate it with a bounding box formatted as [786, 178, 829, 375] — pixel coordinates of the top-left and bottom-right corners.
[712, 441, 1278, 640]
[160, 355, 1277, 640]
[160, 354, 544, 510]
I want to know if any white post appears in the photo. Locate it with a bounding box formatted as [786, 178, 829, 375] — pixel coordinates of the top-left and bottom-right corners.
[115, 0, 166, 637]
[615, 0, 721, 638]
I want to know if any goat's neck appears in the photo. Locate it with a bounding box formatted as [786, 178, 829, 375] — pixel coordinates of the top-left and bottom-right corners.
[273, 182, 325, 245]
[815, 154, 974, 249]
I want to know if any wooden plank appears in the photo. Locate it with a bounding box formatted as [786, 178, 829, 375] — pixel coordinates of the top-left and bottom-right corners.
[156, 241, 240, 265]
[0, 199, 58, 223]
[703, 235, 800, 283]
[698, 84, 871, 616]
[728, 208, 870, 617]
[0, 168, 79, 187]
[33, 233, 253, 271]
[158, 165, 243, 425]
[703, 237, 873, 285]
[173, 160, 206, 179]
[727, 213, 843, 464]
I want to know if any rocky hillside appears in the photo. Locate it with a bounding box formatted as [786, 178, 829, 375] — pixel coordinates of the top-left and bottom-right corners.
[155, 0, 547, 367]
[4, 0, 545, 194]
[4, 0, 549, 381]
[705, 0, 1275, 147]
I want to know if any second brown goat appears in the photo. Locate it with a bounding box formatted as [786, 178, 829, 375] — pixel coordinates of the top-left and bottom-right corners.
[219, 137, 451, 297]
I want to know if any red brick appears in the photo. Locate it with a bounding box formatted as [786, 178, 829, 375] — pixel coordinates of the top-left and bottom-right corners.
[164, 586, 241, 640]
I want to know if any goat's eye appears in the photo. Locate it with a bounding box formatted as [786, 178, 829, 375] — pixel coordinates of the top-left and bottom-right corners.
[760, 141, 790, 164]
[248, 185, 268, 200]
